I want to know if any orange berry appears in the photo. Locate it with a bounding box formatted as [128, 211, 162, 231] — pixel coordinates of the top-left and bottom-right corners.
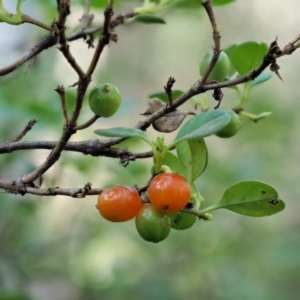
[148, 172, 191, 213]
[97, 186, 142, 222]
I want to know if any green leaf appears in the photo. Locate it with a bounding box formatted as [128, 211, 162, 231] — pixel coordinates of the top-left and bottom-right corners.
[94, 127, 151, 143]
[162, 151, 188, 179]
[212, 0, 236, 5]
[230, 41, 268, 76]
[149, 90, 184, 103]
[223, 44, 237, 77]
[250, 72, 273, 87]
[172, 109, 230, 145]
[176, 138, 208, 183]
[131, 14, 166, 24]
[90, 0, 123, 8]
[213, 181, 285, 217]
[162, 151, 198, 195]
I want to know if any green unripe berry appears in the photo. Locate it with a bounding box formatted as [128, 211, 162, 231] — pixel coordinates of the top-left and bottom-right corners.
[88, 83, 121, 118]
[200, 50, 230, 82]
[215, 108, 242, 138]
[169, 211, 196, 230]
[135, 204, 171, 243]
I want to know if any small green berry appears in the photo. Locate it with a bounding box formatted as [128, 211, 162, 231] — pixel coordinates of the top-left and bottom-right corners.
[169, 211, 197, 230]
[88, 83, 121, 118]
[215, 108, 242, 138]
[200, 50, 230, 82]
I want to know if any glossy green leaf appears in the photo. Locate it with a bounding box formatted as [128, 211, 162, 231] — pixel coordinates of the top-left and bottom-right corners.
[162, 151, 188, 178]
[172, 109, 230, 145]
[230, 41, 268, 76]
[176, 138, 208, 183]
[131, 14, 166, 24]
[213, 181, 285, 216]
[149, 90, 184, 103]
[250, 72, 273, 87]
[94, 127, 150, 143]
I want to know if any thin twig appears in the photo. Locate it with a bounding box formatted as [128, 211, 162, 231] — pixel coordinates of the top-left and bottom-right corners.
[87, 1, 115, 76]
[0, 11, 136, 77]
[55, 85, 69, 122]
[164, 77, 176, 106]
[0, 178, 104, 197]
[54, 1, 86, 79]
[0, 34, 57, 76]
[74, 115, 99, 130]
[20, 2, 91, 184]
[0, 139, 154, 159]
[21, 15, 52, 31]
[201, 0, 222, 83]
[9, 119, 37, 143]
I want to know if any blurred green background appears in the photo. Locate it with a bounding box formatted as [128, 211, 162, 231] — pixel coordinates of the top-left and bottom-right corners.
[1, 1, 300, 299]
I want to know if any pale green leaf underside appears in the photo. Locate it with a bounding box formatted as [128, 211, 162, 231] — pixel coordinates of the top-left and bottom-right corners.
[250, 72, 273, 87]
[94, 127, 150, 143]
[172, 109, 230, 145]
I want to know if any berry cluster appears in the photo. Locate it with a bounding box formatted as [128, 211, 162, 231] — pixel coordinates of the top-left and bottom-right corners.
[97, 172, 192, 243]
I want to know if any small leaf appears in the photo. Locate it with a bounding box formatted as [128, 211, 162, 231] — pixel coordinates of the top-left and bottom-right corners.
[131, 14, 166, 24]
[230, 41, 268, 76]
[141, 99, 192, 132]
[141, 99, 165, 115]
[250, 72, 273, 87]
[223, 44, 237, 77]
[192, 94, 210, 111]
[172, 109, 230, 145]
[152, 111, 191, 133]
[149, 90, 184, 103]
[162, 151, 188, 178]
[214, 181, 285, 217]
[176, 138, 208, 183]
[240, 111, 272, 123]
[94, 127, 150, 143]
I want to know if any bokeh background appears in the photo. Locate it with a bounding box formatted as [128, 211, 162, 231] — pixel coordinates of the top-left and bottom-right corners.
[0, 0, 300, 299]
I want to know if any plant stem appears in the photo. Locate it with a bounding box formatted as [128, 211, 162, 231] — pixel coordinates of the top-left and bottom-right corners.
[237, 82, 251, 108]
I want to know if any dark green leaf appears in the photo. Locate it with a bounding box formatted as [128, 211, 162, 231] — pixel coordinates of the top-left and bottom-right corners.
[172, 109, 230, 145]
[230, 41, 268, 76]
[214, 181, 285, 216]
[250, 72, 273, 87]
[132, 14, 166, 24]
[94, 127, 150, 143]
[149, 90, 184, 103]
[176, 138, 208, 183]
